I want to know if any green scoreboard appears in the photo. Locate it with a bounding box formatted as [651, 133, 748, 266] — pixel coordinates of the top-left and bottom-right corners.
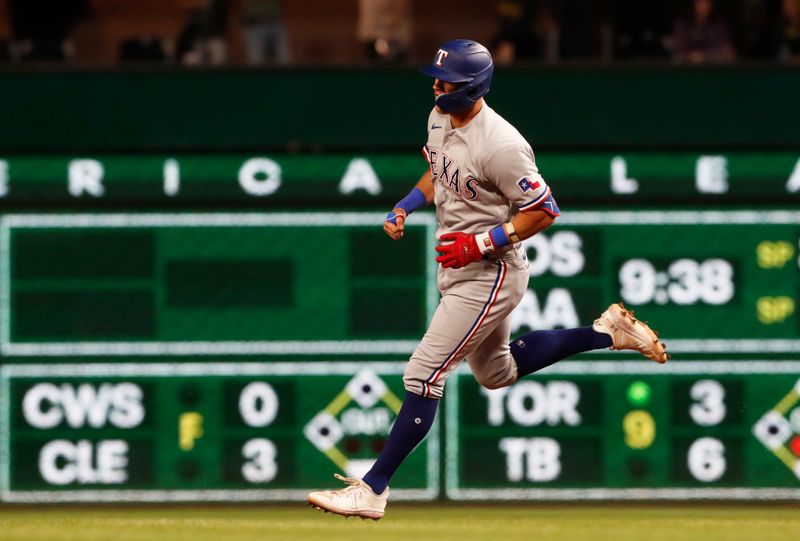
[0, 213, 438, 356]
[3, 361, 800, 502]
[1, 362, 438, 502]
[1, 209, 800, 501]
[0, 210, 797, 357]
[447, 362, 800, 500]
[1, 69, 798, 503]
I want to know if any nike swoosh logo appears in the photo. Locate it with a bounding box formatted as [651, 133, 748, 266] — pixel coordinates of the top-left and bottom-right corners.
[431, 124, 442, 130]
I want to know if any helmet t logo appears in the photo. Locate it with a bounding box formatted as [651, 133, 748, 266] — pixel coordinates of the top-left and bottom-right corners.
[435, 49, 449, 66]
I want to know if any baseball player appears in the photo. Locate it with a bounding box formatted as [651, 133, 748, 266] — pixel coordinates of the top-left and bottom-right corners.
[308, 39, 668, 520]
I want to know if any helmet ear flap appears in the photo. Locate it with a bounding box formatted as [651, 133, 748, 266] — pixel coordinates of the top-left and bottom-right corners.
[467, 84, 482, 100]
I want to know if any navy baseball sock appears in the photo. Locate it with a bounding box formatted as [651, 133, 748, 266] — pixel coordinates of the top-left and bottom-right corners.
[511, 327, 612, 378]
[362, 391, 438, 495]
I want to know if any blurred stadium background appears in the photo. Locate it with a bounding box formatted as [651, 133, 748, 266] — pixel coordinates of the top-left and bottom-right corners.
[0, 0, 799, 539]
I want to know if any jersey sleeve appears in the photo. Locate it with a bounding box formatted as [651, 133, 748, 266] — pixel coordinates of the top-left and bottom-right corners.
[484, 143, 553, 213]
[421, 107, 438, 165]
[422, 143, 432, 165]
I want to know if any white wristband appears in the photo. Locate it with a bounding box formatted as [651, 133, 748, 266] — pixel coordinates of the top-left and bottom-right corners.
[475, 231, 495, 255]
[505, 222, 521, 244]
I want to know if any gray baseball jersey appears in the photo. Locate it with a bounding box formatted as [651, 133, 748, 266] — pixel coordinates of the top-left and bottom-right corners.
[405, 103, 554, 398]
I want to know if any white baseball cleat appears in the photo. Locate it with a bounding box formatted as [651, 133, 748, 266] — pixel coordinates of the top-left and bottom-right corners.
[307, 474, 388, 520]
[593, 302, 669, 363]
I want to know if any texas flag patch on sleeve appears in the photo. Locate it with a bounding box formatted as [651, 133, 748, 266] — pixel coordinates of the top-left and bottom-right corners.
[517, 177, 540, 194]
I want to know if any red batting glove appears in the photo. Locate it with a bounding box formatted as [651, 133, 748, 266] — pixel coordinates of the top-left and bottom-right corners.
[435, 232, 484, 269]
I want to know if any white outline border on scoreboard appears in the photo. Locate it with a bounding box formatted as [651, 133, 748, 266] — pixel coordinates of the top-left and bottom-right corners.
[446, 360, 800, 500]
[0, 361, 440, 503]
[0, 212, 439, 357]
[3, 210, 800, 356]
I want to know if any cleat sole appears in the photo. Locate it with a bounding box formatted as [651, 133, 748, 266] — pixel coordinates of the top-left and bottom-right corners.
[306, 497, 383, 520]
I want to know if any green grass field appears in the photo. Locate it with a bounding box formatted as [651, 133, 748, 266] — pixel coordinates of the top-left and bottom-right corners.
[1, 504, 798, 541]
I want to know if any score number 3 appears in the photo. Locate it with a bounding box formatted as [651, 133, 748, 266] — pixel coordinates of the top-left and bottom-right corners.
[688, 380, 726, 482]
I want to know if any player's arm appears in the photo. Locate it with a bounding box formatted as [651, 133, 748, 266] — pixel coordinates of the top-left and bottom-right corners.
[506, 206, 556, 241]
[384, 169, 434, 241]
[435, 193, 560, 269]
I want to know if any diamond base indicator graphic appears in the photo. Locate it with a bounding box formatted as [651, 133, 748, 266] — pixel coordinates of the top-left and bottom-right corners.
[304, 370, 403, 478]
[753, 378, 800, 479]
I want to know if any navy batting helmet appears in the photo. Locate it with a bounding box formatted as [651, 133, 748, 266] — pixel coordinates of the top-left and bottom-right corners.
[420, 39, 494, 113]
